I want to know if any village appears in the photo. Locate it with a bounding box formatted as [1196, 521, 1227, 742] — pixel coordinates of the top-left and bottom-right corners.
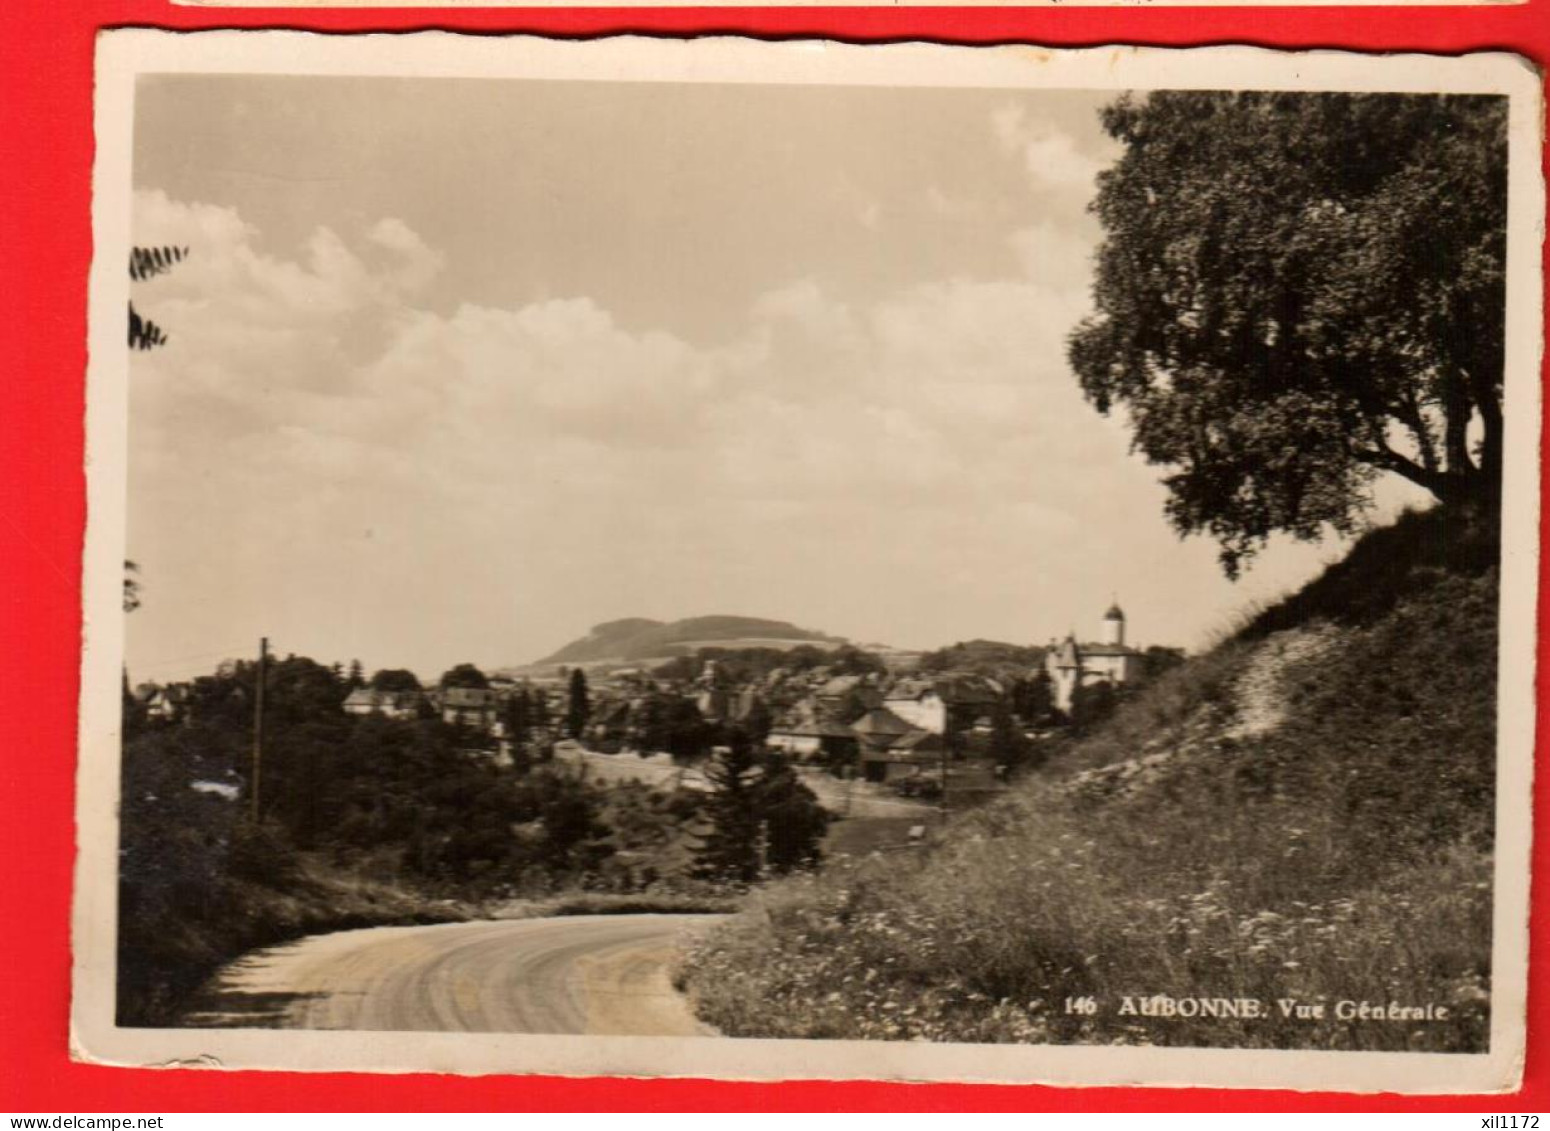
[133, 603, 1183, 818]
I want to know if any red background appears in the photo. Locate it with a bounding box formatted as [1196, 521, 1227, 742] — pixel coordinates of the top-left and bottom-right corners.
[4, 0, 1547, 1112]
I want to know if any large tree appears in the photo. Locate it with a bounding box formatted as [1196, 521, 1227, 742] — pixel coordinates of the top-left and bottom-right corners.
[1068, 92, 1507, 576]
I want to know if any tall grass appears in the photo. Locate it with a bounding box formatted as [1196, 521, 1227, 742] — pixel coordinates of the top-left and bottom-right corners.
[683, 828, 1490, 1049]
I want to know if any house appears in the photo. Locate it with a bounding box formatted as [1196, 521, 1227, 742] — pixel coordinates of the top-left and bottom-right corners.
[851, 706, 946, 784]
[883, 675, 1000, 736]
[1046, 603, 1145, 714]
[721, 687, 767, 726]
[586, 696, 635, 748]
[137, 683, 190, 722]
[766, 720, 857, 763]
[441, 686, 498, 731]
[342, 687, 424, 720]
[815, 675, 882, 721]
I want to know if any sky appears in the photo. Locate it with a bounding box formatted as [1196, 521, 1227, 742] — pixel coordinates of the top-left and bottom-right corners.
[124, 74, 1426, 685]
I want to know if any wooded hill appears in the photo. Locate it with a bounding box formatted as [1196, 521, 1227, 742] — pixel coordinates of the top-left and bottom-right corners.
[535, 615, 844, 666]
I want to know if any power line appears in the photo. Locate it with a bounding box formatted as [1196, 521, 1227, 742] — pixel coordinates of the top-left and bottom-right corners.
[129, 644, 257, 675]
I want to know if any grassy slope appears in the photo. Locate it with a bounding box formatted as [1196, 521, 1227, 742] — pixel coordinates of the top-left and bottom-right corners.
[679, 507, 1499, 1051]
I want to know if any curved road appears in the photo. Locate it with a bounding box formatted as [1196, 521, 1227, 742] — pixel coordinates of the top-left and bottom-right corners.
[182, 914, 722, 1035]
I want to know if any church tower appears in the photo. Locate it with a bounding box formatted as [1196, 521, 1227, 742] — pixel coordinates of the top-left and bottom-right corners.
[1101, 602, 1126, 647]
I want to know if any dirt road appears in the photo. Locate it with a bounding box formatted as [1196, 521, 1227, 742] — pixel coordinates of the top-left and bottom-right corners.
[182, 914, 721, 1035]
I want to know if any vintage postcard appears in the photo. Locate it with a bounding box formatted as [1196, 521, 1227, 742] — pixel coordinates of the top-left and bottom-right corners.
[75, 32, 1542, 1091]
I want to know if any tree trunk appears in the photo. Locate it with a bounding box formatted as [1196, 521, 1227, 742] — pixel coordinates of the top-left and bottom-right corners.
[1475, 393, 1505, 496]
[1427, 468, 1502, 538]
[1441, 370, 1475, 478]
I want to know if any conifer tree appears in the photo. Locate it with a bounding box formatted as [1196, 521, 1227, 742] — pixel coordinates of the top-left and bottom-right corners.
[505, 688, 532, 747]
[694, 732, 764, 884]
[758, 753, 829, 874]
[566, 668, 591, 739]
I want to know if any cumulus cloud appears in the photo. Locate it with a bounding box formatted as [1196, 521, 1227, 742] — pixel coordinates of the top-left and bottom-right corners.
[1009, 222, 1099, 291]
[992, 104, 1106, 195]
[127, 188, 1159, 675]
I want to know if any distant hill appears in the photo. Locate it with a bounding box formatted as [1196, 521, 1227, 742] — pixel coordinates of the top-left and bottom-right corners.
[535, 615, 844, 666]
[917, 638, 1047, 674]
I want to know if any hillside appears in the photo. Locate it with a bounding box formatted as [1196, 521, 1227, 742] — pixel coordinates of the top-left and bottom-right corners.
[679, 505, 1500, 1052]
[536, 615, 843, 665]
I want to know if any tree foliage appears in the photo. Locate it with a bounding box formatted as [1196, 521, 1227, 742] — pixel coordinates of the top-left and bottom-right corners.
[695, 735, 765, 884]
[504, 688, 533, 745]
[652, 644, 886, 686]
[129, 245, 189, 282]
[128, 245, 187, 350]
[439, 662, 490, 690]
[741, 697, 774, 745]
[1010, 671, 1054, 725]
[833, 686, 876, 726]
[918, 640, 1046, 676]
[121, 655, 698, 895]
[1069, 93, 1507, 576]
[369, 668, 422, 692]
[635, 692, 717, 760]
[1068, 680, 1119, 733]
[116, 651, 716, 1023]
[1140, 645, 1188, 682]
[566, 668, 591, 738]
[758, 753, 830, 874]
[986, 701, 1032, 772]
[123, 560, 142, 613]
[695, 734, 829, 883]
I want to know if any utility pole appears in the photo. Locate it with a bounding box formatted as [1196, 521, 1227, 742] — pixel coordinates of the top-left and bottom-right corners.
[250, 636, 268, 823]
[940, 715, 952, 826]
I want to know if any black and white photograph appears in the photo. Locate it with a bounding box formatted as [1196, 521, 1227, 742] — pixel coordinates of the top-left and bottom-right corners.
[74, 33, 1541, 1091]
